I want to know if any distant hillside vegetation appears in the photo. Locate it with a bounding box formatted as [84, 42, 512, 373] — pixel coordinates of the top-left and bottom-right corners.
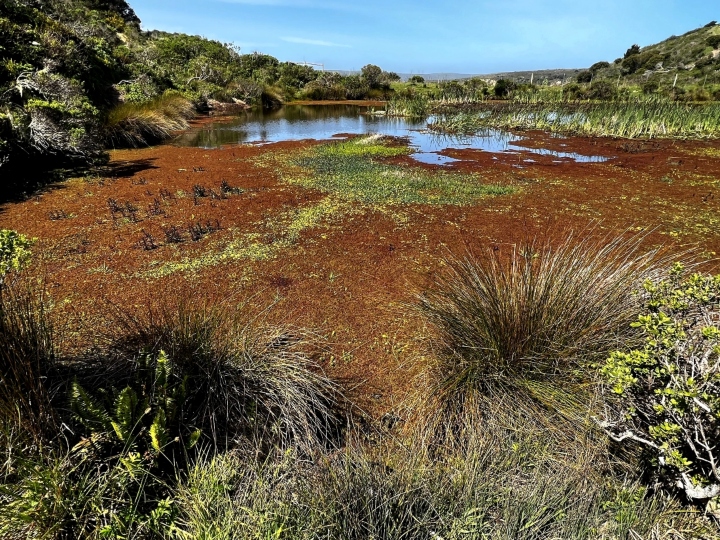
[575, 21, 720, 99]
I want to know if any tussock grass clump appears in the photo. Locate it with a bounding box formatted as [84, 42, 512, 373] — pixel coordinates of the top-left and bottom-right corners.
[104, 92, 196, 148]
[0, 292, 343, 537]
[0, 281, 57, 444]
[289, 136, 515, 205]
[110, 299, 343, 453]
[418, 233, 677, 432]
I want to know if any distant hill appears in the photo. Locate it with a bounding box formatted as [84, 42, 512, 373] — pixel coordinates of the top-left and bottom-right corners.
[464, 69, 582, 85]
[583, 21, 720, 87]
[332, 22, 719, 89]
[329, 70, 478, 81]
[329, 69, 582, 84]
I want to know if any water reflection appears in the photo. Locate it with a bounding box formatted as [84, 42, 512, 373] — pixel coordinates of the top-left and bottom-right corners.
[174, 105, 609, 164]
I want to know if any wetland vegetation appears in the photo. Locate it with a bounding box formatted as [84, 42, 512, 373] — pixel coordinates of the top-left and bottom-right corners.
[3, 1, 720, 539]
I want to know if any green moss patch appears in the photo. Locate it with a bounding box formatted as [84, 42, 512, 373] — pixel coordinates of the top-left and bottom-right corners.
[283, 136, 516, 205]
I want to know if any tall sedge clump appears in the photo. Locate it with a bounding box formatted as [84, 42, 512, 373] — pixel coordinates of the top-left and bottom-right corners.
[600, 263, 720, 503]
[417, 233, 673, 436]
[110, 300, 343, 454]
[0, 230, 56, 442]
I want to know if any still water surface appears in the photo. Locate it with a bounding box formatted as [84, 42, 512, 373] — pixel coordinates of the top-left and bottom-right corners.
[174, 105, 608, 165]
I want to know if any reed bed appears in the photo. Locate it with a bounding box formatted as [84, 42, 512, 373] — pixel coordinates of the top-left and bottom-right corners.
[429, 100, 720, 139]
[384, 94, 430, 117]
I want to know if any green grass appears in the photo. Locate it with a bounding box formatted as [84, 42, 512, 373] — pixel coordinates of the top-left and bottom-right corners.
[430, 100, 720, 139]
[172, 403, 713, 540]
[284, 135, 516, 205]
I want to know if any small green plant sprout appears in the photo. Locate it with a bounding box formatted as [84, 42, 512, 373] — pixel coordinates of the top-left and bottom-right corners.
[0, 229, 33, 286]
[599, 263, 720, 501]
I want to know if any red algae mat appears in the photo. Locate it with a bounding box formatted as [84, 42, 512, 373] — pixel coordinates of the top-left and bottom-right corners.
[3, 132, 720, 411]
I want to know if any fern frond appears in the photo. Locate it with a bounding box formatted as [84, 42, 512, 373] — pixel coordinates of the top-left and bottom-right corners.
[155, 349, 171, 388]
[69, 380, 112, 432]
[112, 386, 139, 442]
[149, 408, 168, 452]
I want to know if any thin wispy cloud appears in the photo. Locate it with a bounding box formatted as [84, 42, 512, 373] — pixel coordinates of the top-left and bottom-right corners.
[281, 36, 351, 48]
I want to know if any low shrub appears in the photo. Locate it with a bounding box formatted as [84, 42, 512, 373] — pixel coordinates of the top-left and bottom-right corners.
[600, 263, 720, 502]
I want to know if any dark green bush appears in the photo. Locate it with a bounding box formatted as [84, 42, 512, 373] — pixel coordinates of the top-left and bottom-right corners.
[707, 35, 720, 49]
[494, 78, 515, 98]
[588, 80, 617, 100]
[642, 80, 660, 94]
[589, 61, 611, 73]
[562, 82, 586, 100]
[624, 44, 641, 58]
[576, 70, 593, 83]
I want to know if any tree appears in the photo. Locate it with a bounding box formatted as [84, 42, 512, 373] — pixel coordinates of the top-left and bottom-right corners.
[361, 64, 383, 88]
[383, 71, 401, 82]
[624, 44, 641, 59]
[409, 75, 425, 84]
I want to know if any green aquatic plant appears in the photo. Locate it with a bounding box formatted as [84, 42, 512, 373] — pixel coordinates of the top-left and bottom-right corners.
[287, 136, 515, 205]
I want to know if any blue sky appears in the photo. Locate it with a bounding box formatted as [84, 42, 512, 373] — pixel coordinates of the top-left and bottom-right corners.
[129, 0, 718, 74]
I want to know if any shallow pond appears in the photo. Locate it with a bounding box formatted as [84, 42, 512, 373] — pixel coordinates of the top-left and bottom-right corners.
[174, 104, 608, 165]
